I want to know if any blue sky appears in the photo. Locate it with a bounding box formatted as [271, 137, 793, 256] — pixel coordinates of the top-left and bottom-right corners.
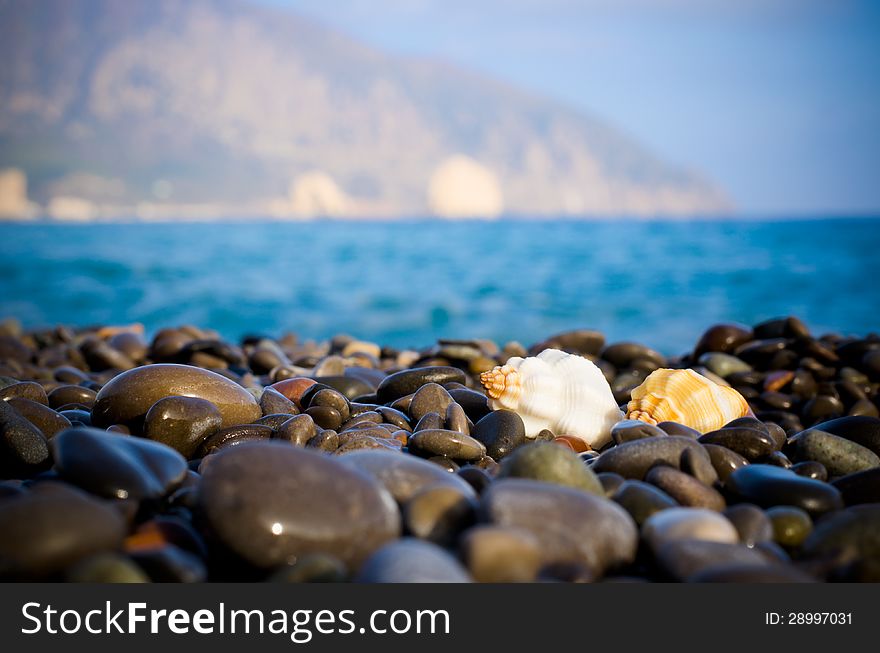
[258, 0, 880, 215]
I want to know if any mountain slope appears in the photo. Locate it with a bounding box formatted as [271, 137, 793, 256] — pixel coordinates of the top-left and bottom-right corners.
[0, 0, 731, 217]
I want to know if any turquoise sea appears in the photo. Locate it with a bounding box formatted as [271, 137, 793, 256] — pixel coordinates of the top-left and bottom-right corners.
[1, 218, 877, 355]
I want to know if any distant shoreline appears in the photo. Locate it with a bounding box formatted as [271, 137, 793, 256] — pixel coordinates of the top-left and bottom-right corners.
[2, 214, 879, 226]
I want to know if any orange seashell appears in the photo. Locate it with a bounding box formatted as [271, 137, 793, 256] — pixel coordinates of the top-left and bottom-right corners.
[626, 368, 750, 434]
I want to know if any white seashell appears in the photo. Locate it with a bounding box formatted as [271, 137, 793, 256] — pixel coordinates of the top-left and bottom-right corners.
[479, 348, 623, 448]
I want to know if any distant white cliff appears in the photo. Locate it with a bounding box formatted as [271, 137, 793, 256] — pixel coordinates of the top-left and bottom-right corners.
[0, 169, 38, 220]
[428, 155, 503, 219]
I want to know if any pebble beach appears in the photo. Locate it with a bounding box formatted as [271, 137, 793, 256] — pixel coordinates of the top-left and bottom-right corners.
[1, 316, 879, 583]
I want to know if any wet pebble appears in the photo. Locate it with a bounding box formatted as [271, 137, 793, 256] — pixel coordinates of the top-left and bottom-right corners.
[306, 430, 339, 452]
[269, 554, 348, 583]
[143, 396, 223, 458]
[376, 367, 466, 403]
[725, 464, 843, 515]
[689, 563, 815, 583]
[48, 384, 97, 410]
[657, 422, 702, 439]
[259, 387, 299, 416]
[445, 402, 469, 434]
[693, 323, 753, 358]
[273, 414, 317, 447]
[305, 405, 343, 431]
[407, 429, 486, 461]
[612, 480, 678, 526]
[92, 364, 261, 431]
[199, 442, 400, 569]
[802, 504, 880, 564]
[5, 397, 71, 439]
[723, 504, 773, 547]
[601, 342, 665, 369]
[791, 460, 828, 481]
[58, 408, 91, 426]
[645, 465, 725, 510]
[308, 388, 350, 422]
[699, 427, 778, 460]
[267, 377, 316, 408]
[0, 483, 126, 579]
[198, 424, 273, 456]
[413, 411, 444, 432]
[376, 406, 411, 432]
[482, 478, 638, 576]
[598, 471, 625, 497]
[806, 416, 880, 456]
[611, 419, 667, 445]
[1, 381, 49, 405]
[408, 382, 454, 422]
[592, 436, 717, 486]
[831, 467, 880, 505]
[529, 329, 605, 356]
[0, 398, 51, 477]
[655, 540, 770, 581]
[403, 485, 476, 545]
[788, 428, 880, 477]
[355, 538, 471, 583]
[456, 466, 492, 494]
[698, 353, 752, 378]
[65, 553, 149, 583]
[497, 442, 603, 494]
[459, 525, 543, 583]
[52, 426, 187, 500]
[313, 375, 374, 401]
[642, 507, 739, 552]
[447, 388, 491, 423]
[471, 409, 527, 461]
[702, 443, 749, 484]
[766, 506, 812, 548]
[336, 449, 476, 503]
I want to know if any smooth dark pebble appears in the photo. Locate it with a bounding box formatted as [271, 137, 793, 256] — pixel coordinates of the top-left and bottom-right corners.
[612, 480, 678, 526]
[831, 467, 880, 505]
[725, 464, 843, 516]
[198, 424, 273, 456]
[199, 442, 400, 569]
[143, 395, 223, 458]
[355, 538, 471, 583]
[702, 443, 749, 484]
[497, 442, 603, 494]
[273, 414, 316, 447]
[52, 426, 187, 500]
[376, 367, 466, 403]
[471, 409, 527, 461]
[723, 504, 773, 547]
[4, 397, 71, 439]
[645, 465, 725, 510]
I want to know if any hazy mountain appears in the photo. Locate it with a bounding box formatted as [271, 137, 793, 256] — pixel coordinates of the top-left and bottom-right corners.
[0, 0, 731, 218]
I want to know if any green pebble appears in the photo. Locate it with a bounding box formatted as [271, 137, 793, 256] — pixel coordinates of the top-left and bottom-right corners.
[766, 506, 813, 547]
[497, 442, 603, 495]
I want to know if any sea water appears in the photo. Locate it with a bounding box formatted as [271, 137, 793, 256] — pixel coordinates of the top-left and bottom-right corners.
[1, 218, 877, 355]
